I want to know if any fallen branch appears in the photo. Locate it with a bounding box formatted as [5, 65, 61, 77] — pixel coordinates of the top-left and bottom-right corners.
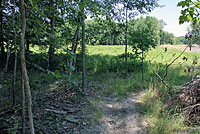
[65, 117, 79, 124]
[184, 103, 200, 111]
[0, 105, 20, 117]
[185, 104, 200, 120]
[45, 109, 67, 114]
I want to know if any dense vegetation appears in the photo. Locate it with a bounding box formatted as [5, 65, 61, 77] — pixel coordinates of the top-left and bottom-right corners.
[85, 18, 191, 46]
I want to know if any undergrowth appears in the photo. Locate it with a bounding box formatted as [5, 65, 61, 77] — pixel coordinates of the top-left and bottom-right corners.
[139, 81, 200, 134]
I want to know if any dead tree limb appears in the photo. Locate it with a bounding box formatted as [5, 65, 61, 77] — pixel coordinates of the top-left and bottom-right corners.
[163, 45, 189, 80]
[68, 21, 80, 79]
[148, 45, 190, 87]
[148, 60, 168, 87]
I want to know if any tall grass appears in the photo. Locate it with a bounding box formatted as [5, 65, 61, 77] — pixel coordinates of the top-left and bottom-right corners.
[138, 82, 185, 134]
[138, 46, 200, 134]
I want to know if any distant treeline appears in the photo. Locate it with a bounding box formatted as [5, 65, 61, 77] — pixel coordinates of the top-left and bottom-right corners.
[84, 18, 189, 46]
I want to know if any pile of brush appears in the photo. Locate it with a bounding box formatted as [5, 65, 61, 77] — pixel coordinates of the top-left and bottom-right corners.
[170, 77, 200, 125]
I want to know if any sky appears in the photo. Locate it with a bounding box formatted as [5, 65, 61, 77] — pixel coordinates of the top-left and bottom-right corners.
[143, 0, 190, 37]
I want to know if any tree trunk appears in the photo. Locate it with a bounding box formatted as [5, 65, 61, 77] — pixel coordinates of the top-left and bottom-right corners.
[20, 0, 35, 133]
[125, 6, 128, 77]
[11, 1, 17, 107]
[81, 0, 86, 91]
[0, 0, 5, 59]
[5, 30, 11, 72]
[141, 40, 144, 81]
[48, 0, 55, 70]
[21, 76, 25, 134]
[158, 29, 161, 45]
[68, 22, 80, 79]
[1, 28, 11, 82]
[26, 37, 30, 59]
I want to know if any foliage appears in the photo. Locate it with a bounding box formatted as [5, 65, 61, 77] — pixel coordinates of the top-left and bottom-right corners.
[160, 31, 175, 45]
[178, 0, 200, 25]
[175, 36, 189, 44]
[85, 17, 176, 47]
[128, 16, 159, 57]
[103, 0, 159, 22]
[85, 18, 125, 45]
[187, 22, 200, 44]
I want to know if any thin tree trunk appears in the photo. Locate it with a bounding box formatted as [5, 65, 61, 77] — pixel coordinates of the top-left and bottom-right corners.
[125, 6, 128, 77]
[26, 37, 30, 59]
[0, 0, 5, 59]
[48, 0, 54, 70]
[159, 29, 161, 45]
[5, 29, 11, 73]
[81, 0, 86, 91]
[1, 28, 11, 82]
[141, 40, 144, 81]
[20, 0, 35, 133]
[68, 22, 80, 79]
[11, 1, 17, 107]
[21, 76, 25, 134]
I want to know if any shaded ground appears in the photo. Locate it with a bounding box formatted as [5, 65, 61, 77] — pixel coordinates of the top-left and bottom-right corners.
[0, 78, 100, 134]
[0, 72, 146, 134]
[81, 91, 146, 134]
[161, 44, 200, 53]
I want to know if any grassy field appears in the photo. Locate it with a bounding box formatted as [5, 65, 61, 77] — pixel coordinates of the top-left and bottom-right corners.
[29, 44, 199, 87]
[87, 45, 200, 64]
[86, 45, 132, 56]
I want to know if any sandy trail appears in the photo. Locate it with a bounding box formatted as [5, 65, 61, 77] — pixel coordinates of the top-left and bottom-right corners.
[81, 92, 146, 134]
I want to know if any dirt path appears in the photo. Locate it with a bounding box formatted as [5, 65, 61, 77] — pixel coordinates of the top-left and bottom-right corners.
[81, 92, 146, 134]
[161, 45, 200, 53]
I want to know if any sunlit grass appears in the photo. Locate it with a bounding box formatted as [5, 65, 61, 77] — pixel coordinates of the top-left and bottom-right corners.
[147, 46, 200, 65]
[86, 45, 132, 56]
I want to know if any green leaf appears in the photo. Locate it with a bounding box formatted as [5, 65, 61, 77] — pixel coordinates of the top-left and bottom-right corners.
[177, 1, 186, 7]
[29, 0, 33, 6]
[70, 66, 75, 71]
[55, 70, 61, 78]
[187, 14, 192, 21]
[79, 3, 84, 10]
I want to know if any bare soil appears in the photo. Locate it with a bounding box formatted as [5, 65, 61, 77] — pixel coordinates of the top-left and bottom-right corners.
[81, 92, 146, 134]
[161, 45, 200, 53]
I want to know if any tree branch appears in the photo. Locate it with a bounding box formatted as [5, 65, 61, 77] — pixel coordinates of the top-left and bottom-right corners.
[163, 45, 189, 80]
[148, 59, 168, 87]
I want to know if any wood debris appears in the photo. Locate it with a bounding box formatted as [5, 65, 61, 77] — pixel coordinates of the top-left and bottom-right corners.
[169, 78, 200, 125]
